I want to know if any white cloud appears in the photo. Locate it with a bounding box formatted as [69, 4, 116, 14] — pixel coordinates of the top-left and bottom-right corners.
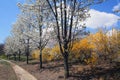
[84, 9, 119, 29]
[112, 3, 120, 12]
[106, 29, 118, 36]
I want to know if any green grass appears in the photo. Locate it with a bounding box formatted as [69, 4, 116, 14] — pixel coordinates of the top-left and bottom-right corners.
[8, 55, 33, 62]
[0, 54, 7, 59]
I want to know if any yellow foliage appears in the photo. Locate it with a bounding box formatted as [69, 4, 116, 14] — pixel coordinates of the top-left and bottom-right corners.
[50, 44, 62, 60]
[42, 48, 51, 61]
[84, 52, 97, 65]
[71, 37, 95, 60]
[31, 49, 40, 59]
[50, 44, 60, 54]
[31, 29, 120, 64]
[88, 29, 120, 62]
[31, 44, 62, 61]
[31, 48, 51, 62]
[88, 31, 109, 54]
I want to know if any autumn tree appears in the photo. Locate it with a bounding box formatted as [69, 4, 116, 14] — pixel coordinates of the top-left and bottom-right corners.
[50, 44, 62, 61]
[87, 28, 120, 64]
[107, 29, 120, 62]
[87, 30, 109, 64]
[46, 0, 104, 78]
[72, 37, 95, 63]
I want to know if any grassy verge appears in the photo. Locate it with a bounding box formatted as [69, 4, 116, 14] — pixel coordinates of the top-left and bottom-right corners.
[8, 55, 33, 61]
[0, 54, 7, 59]
[0, 61, 18, 80]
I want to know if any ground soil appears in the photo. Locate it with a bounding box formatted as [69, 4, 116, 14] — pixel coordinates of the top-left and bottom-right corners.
[0, 61, 18, 80]
[13, 60, 120, 80]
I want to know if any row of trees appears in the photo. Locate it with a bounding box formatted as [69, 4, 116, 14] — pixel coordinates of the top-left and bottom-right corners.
[32, 29, 120, 64]
[4, 0, 106, 78]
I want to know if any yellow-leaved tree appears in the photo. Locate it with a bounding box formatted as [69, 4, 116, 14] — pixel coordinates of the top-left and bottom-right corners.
[42, 48, 51, 62]
[31, 48, 51, 62]
[88, 30, 109, 63]
[50, 44, 62, 61]
[31, 49, 40, 59]
[89, 29, 120, 63]
[71, 37, 96, 64]
[107, 29, 120, 62]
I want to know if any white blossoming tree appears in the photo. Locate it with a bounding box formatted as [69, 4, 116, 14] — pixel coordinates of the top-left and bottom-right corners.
[46, 0, 105, 78]
[17, 0, 53, 67]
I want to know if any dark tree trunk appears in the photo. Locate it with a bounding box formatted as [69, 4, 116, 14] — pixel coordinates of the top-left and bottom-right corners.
[15, 55, 16, 61]
[39, 50, 42, 68]
[18, 49, 21, 61]
[26, 39, 29, 64]
[26, 52, 29, 64]
[13, 54, 16, 61]
[63, 53, 69, 78]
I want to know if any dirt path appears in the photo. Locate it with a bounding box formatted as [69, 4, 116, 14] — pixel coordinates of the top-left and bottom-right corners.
[1, 59, 37, 80]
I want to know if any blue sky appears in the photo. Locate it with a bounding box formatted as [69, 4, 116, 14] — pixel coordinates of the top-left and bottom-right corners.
[0, 0, 24, 43]
[0, 0, 120, 43]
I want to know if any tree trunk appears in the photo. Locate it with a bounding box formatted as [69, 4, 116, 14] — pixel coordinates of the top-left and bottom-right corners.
[26, 39, 29, 64]
[18, 49, 21, 61]
[39, 50, 42, 68]
[63, 54, 69, 78]
[26, 52, 29, 64]
[13, 54, 16, 61]
[15, 54, 16, 61]
[7, 55, 9, 59]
